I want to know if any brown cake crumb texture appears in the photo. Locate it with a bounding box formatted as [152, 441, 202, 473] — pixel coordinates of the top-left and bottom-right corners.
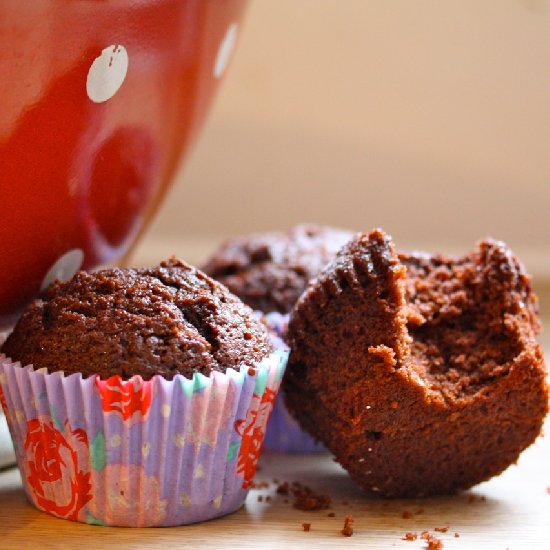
[202, 224, 353, 313]
[2, 258, 272, 380]
[421, 531, 444, 549]
[285, 229, 548, 497]
[403, 532, 418, 541]
[341, 515, 354, 537]
[302, 522, 311, 532]
[290, 481, 331, 511]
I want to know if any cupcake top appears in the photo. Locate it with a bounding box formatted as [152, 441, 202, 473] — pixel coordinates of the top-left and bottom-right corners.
[1, 258, 273, 380]
[202, 224, 353, 313]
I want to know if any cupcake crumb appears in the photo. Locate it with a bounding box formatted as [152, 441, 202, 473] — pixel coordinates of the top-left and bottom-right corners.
[291, 482, 331, 511]
[421, 531, 444, 549]
[402, 510, 413, 519]
[302, 522, 311, 532]
[328, 512, 336, 517]
[274, 479, 331, 511]
[454, 533, 460, 538]
[402, 532, 417, 541]
[293, 492, 331, 511]
[434, 526, 448, 533]
[276, 482, 289, 495]
[341, 516, 354, 537]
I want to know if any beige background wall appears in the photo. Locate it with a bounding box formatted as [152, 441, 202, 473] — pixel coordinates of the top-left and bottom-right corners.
[136, 0, 550, 277]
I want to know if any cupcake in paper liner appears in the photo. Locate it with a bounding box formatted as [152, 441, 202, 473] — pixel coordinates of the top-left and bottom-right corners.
[0, 259, 287, 526]
[257, 312, 326, 454]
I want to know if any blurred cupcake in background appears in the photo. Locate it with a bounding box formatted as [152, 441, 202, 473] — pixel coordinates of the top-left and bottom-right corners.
[0, 258, 287, 526]
[203, 224, 352, 453]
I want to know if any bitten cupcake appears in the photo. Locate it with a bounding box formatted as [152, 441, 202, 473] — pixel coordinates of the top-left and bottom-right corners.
[203, 224, 352, 453]
[285, 229, 548, 497]
[0, 258, 287, 526]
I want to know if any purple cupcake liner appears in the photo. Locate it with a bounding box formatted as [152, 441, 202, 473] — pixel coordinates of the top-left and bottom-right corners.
[256, 311, 326, 454]
[0, 348, 287, 527]
[263, 390, 326, 453]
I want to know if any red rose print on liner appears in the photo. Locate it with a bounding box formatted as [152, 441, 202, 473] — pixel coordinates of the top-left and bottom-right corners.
[96, 375, 152, 422]
[0, 384, 7, 414]
[235, 387, 277, 489]
[24, 418, 92, 521]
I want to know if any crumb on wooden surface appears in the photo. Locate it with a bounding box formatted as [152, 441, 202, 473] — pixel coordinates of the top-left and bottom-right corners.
[276, 482, 289, 495]
[291, 482, 331, 511]
[341, 516, 354, 537]
[420, 531, 444, 549]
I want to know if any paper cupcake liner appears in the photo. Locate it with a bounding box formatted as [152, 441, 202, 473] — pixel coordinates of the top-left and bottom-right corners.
[0, 349, 287, 527]
[256, 311, 326, 454]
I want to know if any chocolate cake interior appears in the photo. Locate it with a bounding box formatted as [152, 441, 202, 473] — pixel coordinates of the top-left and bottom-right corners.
[401, 243, 535, 401]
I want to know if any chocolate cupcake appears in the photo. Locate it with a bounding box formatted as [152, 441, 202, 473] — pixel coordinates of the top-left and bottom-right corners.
[203, 225, 352, 453]
[284, 229, 548, 497]
[202, 224, 353, 314]
[2, 260, 272, 380]
[0, 259, 287, 526]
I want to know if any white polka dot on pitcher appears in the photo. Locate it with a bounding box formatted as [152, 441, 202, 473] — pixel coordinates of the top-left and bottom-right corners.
[86, 45, 129, 103]
[40, 249, 84, 291]
[213, 23, 238, 79]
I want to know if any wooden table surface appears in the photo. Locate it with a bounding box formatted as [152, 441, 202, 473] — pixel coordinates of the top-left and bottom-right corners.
[0, 311, 548, 550]
[0, 424, 548, 550]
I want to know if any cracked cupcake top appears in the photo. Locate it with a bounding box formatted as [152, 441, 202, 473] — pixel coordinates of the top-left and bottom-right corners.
[1, 258, 273, 380]
[202, 224, 354, 313]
